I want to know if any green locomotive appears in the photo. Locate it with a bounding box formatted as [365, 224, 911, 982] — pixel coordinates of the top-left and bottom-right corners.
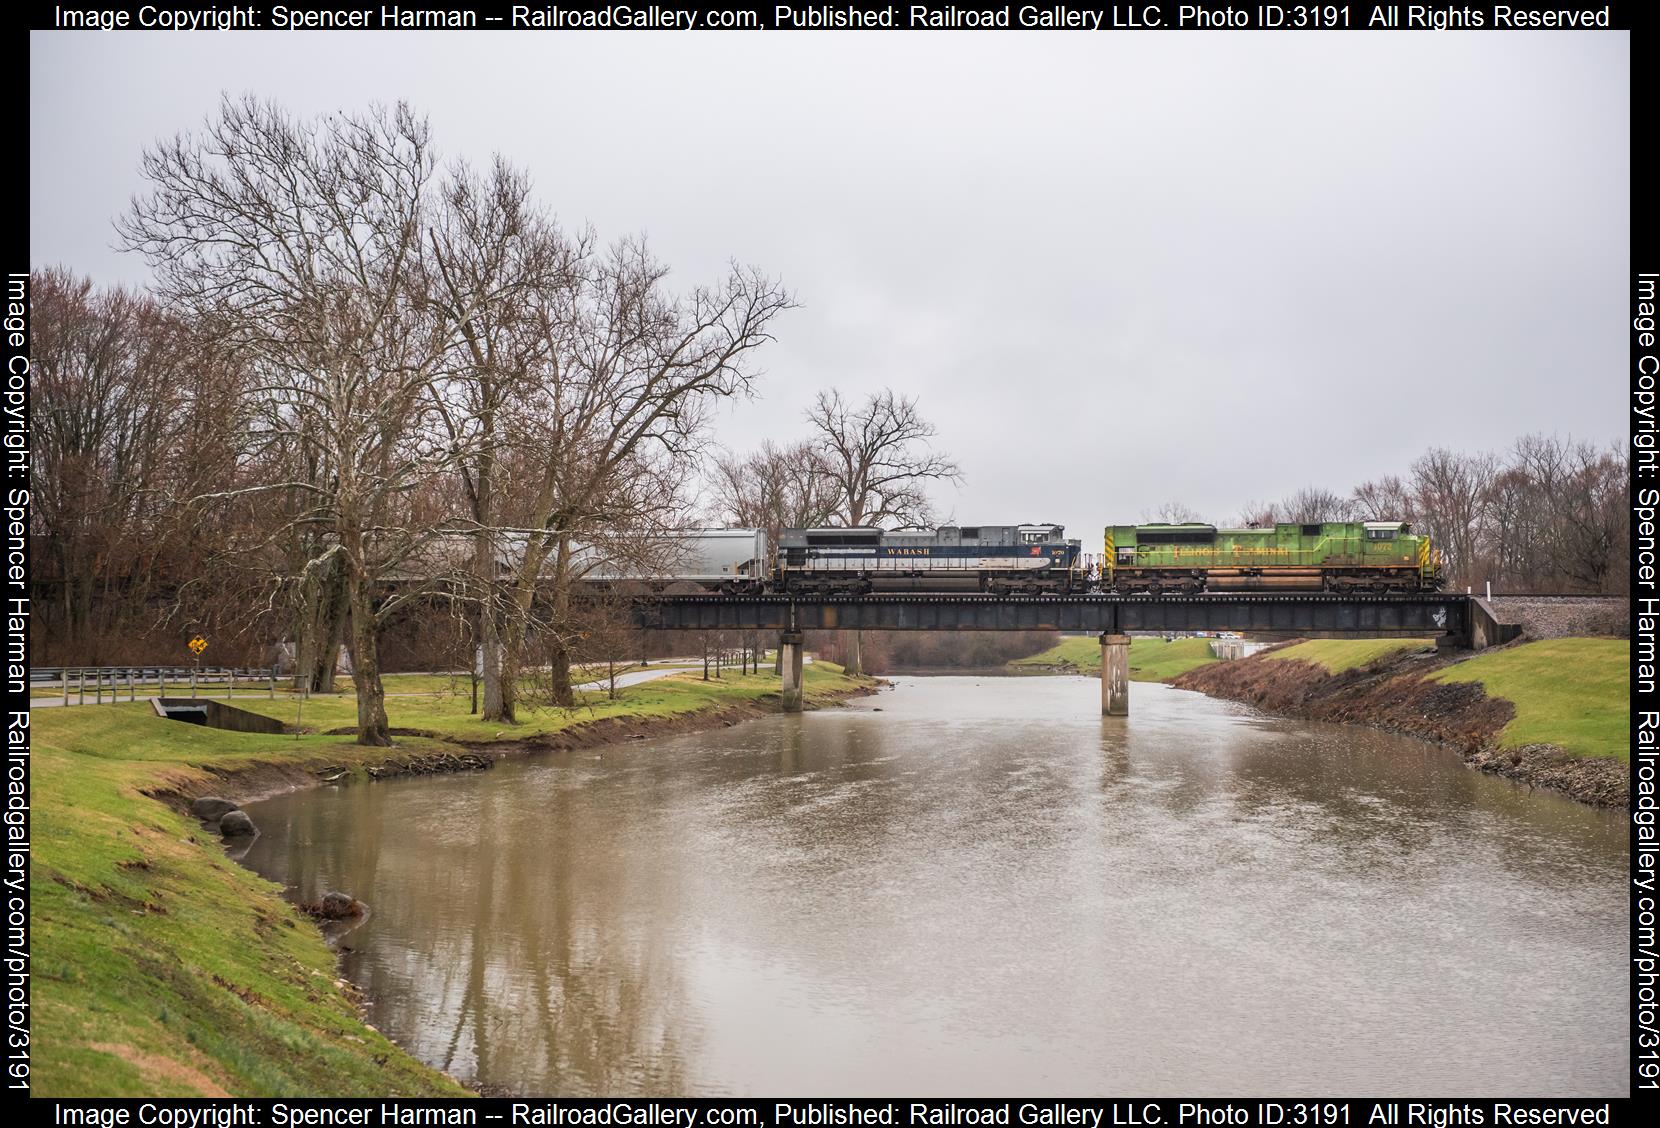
[1103, 520, 1441, 593]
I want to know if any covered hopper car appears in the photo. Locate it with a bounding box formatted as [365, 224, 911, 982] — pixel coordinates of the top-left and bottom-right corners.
[1104, 520, 1441, 594]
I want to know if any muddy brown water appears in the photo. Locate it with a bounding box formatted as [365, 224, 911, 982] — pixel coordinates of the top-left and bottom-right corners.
[238, 677, 1628, 1096]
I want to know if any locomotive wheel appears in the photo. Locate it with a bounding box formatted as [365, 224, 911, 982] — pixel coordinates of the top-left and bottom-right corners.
[1146, 583, 1163, 596]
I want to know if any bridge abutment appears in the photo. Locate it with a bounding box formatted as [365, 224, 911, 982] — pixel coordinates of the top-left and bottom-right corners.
[1100, 633, 1130, 716]
[780, 631, 805, 713]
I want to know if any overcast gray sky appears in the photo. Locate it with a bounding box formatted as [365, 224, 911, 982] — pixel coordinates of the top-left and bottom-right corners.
[30, 31, 1629, 541]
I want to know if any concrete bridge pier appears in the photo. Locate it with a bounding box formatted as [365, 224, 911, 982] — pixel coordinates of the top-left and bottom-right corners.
[1100, 633, 1130, 716]
[779, 631, 805, 713]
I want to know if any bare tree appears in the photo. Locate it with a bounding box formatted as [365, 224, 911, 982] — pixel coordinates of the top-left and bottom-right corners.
[709, 439, 839, 544]
[805, 389, 960, 675]
[30, 270, 197, 661]
[806, 389, 961, 527]
[491, 240, 794, 714]
[1142, 501, 1204, 523]
[420, 157, 582, 722]
[1408, 448, 1495, 589]
[121, 96, 469, 745]
[1278, 486, 1354, 523]
[1350, 475, 1415, 522]
[1508, 434, 1627, 592]
[1233, 499, 1278, 529]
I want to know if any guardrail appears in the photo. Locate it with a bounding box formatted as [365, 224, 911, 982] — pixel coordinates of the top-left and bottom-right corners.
[30, 666, 281, 705]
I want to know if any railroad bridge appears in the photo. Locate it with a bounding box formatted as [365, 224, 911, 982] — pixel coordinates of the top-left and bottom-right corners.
[632, 592, 1486, 716]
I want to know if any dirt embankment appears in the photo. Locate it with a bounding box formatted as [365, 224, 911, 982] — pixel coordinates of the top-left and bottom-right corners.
[1172, 646, 1626, 808]
[150, 682, 882, 813]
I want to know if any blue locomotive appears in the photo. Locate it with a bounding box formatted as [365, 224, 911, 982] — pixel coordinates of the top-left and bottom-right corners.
[772, 524, 1084, 594]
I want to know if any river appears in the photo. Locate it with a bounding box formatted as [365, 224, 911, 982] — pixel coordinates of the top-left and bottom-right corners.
[238, 676, 1628, 1096]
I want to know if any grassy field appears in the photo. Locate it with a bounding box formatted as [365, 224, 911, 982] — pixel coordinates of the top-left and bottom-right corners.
[230, 665, 845, 741]
[30, 662, 868, 1096]
[1010, 636, 1220, 682]
[1430, 638, 1629, 760]
[1126, 639, 1223, 682]
[1009, 636, 1101, 670]
[1264, 637, 1436, 674]
[31, 663, 712, 700]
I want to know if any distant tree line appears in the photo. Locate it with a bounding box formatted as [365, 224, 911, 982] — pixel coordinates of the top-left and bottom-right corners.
[1152, 437, 1628, 593]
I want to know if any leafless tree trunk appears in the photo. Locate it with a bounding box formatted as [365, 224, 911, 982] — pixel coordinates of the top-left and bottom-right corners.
[122, 96, 471, 746]
[804, 389, 960, 677]
[494, 240, 793, 709]
[422, 158, 580, 724]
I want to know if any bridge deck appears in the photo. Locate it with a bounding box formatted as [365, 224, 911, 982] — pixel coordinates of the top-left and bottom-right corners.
[635, 593, 1470, 638]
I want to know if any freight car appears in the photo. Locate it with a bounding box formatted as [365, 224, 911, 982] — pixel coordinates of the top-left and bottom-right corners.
[530, 528, 770, 594]
[1103, 520, 1440, 594]
[774, 524, 1084, 594]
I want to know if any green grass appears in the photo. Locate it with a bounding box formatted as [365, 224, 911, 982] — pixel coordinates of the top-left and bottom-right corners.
[1429, 638, 1629, 760]
[230, 664, 856, 741]
[1126, 638, 1222, 682]
[31, 662, 869, 1095]
[1264, 637, 1436, 674]
[1010, 636, 1220, 682]
[1010, 636, 1102, 670]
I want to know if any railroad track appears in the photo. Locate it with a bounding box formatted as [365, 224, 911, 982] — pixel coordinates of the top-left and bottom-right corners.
[1486, 593, 1626, 601]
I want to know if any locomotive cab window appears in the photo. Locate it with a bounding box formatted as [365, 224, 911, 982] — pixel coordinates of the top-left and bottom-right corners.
[1366, 528, 1398, 540]
[1301, 524, 1322, 537]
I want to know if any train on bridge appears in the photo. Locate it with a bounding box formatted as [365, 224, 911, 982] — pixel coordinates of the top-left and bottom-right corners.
[598, 520, 1442, 596]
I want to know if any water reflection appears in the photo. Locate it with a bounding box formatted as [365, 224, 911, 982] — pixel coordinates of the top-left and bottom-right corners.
[241, 677, 1627, 1096]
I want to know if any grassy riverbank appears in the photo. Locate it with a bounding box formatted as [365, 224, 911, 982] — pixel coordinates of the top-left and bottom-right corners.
[1176, 637, 1629, 804]
[1428, 638, 1628, 759]
[1009, 636, 1220, 681]
[31, 663, 873, 1096]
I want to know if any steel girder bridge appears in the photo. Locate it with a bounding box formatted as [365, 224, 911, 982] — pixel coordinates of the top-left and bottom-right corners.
[630, 593, 1472, 716]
